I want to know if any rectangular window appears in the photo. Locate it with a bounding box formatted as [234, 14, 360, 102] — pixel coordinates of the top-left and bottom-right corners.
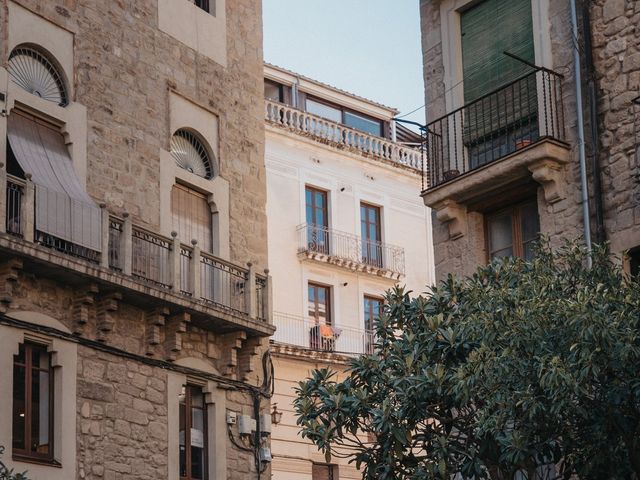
[308, 283, 331, 326]
[361, 203, 382, 268]
[179, 385, 207, 480]
[486, 200, 539, 261]
[264, 80, 284, 103]
[190, 0, 212, 14]
[13, 342, 53, 462]
[305, 186, 329, 254]
[363, 296, 383, 354]
[172, 184, 212, 253]
[312, 463, 338, 480]
[305, 97, 384, 138]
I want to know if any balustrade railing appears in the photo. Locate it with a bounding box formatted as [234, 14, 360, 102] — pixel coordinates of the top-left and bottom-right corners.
[297, 223, 405, 276]
[272, 311, 375, 355]
[265, 100, 421, 170]
[1, 179, 270, 321]
[424, 68, 565, 189]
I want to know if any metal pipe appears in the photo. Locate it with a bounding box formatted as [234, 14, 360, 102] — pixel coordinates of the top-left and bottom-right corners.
[570, 0, 593, 266]
[582, 0, 606, 244]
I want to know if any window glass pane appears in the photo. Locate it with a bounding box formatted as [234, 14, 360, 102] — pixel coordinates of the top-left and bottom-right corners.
[15, 343, 25, 365]
[31, 369, 50, 455]
[12, 363, 26, 451]
[306, 99, 341, 123]
[520, 202, 539, 243]
[264, 80, 282, 102]
[488, 212, 513, 258]
[344, 111, 382, 137]
[179, 387, 186, 477]
[190, 387, 206, 480]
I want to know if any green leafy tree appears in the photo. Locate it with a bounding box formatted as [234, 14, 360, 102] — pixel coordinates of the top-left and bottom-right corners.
[294, 242, 640, 479]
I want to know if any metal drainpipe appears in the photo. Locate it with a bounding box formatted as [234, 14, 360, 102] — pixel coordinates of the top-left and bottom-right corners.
[570, 0, 593, 266]
[582, 0, 606, 244]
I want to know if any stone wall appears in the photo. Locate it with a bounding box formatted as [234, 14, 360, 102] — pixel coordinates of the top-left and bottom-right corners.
[589, 0, 640, 254]
[419, 0, 638, 280]
[1, 0, 268, 269]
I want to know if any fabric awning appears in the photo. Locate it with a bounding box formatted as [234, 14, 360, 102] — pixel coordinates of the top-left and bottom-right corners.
[7, 112, 102, 252]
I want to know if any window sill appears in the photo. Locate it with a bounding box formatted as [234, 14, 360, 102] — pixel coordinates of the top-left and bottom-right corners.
[12, 453, 62, 468]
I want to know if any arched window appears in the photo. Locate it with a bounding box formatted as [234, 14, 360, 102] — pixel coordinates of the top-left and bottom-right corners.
[8, 45, 68, 107]
[170, 129, 216, 179]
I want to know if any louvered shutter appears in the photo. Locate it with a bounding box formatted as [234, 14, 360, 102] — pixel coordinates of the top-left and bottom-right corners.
[461, 0, 534, 102]
[460, 0, 537, 168]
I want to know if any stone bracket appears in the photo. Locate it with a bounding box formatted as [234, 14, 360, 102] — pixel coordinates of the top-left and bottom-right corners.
[0, 258, 23, 311]
[164, 312, 191, 361]
[96, 292, 123, 342]
[219, 331, 247, 380]
[528, 159, 566, 204]
[145, 307, 169, 356]
[434, 200, 467, 240]
[238, 336, 261, 383]
[72, 283, 99, 335]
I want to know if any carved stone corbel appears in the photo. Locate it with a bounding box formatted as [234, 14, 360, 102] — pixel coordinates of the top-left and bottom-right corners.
[96, 292, 123, 342]
[238, 337, 262, 383]
[145, 307, 169, 356]
[0, 259, 22, 312]
[434, 200, 468, 239]
[528, 159, 566, 204]
[219, 331, 247, 380]
[164, 312, 191, 361]
[72, 283, 99, 335]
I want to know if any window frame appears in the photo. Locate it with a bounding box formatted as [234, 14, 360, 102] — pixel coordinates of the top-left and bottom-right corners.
[360, 202, 383, 267]
[179, 384, 209, 480]
[312, 462, 338, 480]
[308, 282, 332, 326]
[304, 95, 384, 138]
[12, 342, 55, 464]
[485, 199, 539, 261]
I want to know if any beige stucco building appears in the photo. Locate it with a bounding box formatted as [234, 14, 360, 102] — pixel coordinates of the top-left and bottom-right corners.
[263, 64, 435, 480]
[0, 1, 274, 479]
[419, 0, 640, 279]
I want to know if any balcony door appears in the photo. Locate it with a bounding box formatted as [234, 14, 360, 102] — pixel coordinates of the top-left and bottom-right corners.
[305, 186, 329, 254]
[461, 0, 538, 168]
[172, 184, 212, 253]
[360, 203, 382, 268]
[363, 296, 383, 354]
[308, 283, 333, 351]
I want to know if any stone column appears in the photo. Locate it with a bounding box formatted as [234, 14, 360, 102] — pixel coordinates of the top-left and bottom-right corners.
[99, 204, 110, 268]
[170, 231, 180, 292]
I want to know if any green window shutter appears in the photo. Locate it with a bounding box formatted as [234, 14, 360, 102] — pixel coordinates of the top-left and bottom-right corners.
[461, 0, 534, 103]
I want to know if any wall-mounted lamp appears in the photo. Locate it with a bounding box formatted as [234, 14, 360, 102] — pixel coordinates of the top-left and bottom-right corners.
[271, 403, 283, 426]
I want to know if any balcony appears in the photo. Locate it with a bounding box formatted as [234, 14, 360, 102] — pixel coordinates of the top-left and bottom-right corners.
[271, 311, 374, 356]
[296, 223, 405, 279]
[421, 69, 571, 238]
[2, 174, 273, 336]
[265, 100, 421, 170]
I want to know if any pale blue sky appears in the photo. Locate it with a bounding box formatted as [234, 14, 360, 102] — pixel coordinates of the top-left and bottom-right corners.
[262, 0, 425, 126]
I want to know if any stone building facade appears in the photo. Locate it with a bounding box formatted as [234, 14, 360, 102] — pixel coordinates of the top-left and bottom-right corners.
[0, 1, 274, 480]
[419, 0, 640, 279]
[263, 64, 435, 479]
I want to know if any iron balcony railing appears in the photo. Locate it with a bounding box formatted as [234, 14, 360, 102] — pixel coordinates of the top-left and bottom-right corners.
[265, 99, 421, 170]
[272, 311, 375, 355]
[5, 175, 270, 321]
[424, 68, 565, 190]
[297, 223, 405, 277]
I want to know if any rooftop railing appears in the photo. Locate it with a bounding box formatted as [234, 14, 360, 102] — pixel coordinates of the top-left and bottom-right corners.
[4, 174, 270, 322]
[424, 68, 565, 190]
[265, 100, 421, 171]
[297, 223, 405, 277]
[272, 311, 374, 355]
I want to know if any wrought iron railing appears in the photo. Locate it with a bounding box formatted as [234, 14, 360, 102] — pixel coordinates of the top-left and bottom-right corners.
[424, 68, 565, 190]
[265, 100, 421, 170]
[1, 178, 270, 321]
[272, 311, 375, 355]
[297, 223, 405, 276]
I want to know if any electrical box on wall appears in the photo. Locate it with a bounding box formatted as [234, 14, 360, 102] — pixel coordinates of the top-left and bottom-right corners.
[238, 414, 256, 435]
[260, 413, 272, 436]
[226, 411, 237, 425]
[259, 447, 272, 463]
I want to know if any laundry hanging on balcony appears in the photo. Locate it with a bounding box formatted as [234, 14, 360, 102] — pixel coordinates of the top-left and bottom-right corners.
[7, 111, 102, 252]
